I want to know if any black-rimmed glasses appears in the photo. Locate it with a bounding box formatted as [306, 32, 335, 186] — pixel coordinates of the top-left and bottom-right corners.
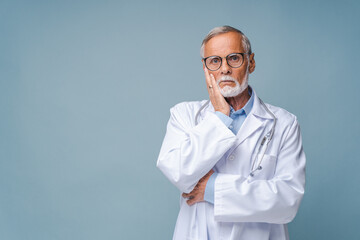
[203, 53, 248, 71]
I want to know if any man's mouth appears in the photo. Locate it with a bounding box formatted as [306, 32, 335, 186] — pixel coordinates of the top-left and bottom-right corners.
[219, 80, 235, 85]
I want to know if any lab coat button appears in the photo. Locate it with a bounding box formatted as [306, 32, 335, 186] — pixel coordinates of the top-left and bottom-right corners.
[229, 125, 233, 129]
[228, 155, 235, 161]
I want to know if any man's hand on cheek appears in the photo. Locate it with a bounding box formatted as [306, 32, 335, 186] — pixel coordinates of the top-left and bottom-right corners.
[204, 68, 230, 116]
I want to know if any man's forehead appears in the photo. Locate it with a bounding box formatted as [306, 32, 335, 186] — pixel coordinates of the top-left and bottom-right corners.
[203, 32, 244, 57]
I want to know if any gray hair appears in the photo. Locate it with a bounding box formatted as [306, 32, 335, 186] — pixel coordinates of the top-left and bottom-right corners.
[200, 26, 252, 58]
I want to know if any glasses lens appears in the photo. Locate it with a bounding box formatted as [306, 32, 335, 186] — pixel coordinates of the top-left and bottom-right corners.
[227, 53, 244, 68]
[205, 56, 221, 71]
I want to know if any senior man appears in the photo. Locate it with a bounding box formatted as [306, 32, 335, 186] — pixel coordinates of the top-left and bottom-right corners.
[157, 26, 306, 240]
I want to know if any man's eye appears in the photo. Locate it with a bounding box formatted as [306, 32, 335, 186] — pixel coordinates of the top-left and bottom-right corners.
[229, 55, 239, 61]
[210, 58, 220, 64]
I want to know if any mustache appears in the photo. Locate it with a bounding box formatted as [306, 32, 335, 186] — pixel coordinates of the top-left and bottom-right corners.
[217, 76, 237, 84]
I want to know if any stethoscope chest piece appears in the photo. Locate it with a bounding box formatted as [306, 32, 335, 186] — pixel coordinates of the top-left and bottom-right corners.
[250, 165, 263, 177]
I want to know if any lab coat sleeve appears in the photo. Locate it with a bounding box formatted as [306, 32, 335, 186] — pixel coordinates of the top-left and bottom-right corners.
[214, 117, 306, 224]
[157, 103, 238, 193]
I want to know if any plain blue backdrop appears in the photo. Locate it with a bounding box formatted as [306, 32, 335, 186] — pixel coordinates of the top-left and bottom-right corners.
[1, 0, 359, 239]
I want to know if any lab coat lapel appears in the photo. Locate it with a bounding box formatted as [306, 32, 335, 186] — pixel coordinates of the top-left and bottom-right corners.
[236, 114, 264, 145]
[236, 89, 273, 144]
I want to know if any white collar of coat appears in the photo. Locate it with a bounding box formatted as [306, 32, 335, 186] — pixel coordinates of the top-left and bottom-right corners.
[206, 85, 274, 120]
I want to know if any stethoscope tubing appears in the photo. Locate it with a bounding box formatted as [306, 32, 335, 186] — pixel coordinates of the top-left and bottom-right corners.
[195, 98, 277, 177]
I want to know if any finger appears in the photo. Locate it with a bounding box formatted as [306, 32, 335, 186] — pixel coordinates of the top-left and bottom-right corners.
[209, 73, 216, 85]
[204, 68, 213, 90]
[204, 67, 210, 83]
[182, 193, 190, 198]
[209, 73, 220, 94]
[184, 195, 194, 203]
[187, 195, 202, 206]
[209, 74, 228, 107]
[187, 198, 196, 206]
[183, 189, 196, 198]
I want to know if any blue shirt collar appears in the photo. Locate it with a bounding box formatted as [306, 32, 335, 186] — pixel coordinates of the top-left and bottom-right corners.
[229, 87, 254, 116]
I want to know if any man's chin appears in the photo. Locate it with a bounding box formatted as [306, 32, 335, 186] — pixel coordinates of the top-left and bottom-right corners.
[220, 85, 247, 98]
[220, 88, 241, 98]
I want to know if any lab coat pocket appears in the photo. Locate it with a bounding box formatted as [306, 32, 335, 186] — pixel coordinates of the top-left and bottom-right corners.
[252, 154, 277, 179]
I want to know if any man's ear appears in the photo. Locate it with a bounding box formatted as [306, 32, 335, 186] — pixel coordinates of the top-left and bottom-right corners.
[202, 59, 206, 71]
[248, 53, 256, 73]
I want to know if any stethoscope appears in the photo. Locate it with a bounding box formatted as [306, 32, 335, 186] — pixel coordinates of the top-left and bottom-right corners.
[194, 98, 277, 177]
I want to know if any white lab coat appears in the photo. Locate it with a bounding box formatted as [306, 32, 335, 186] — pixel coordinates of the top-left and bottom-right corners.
[157, 88, 306, 240]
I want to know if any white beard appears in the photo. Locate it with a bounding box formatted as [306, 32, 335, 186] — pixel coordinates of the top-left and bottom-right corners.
[216, 72, 249, 98]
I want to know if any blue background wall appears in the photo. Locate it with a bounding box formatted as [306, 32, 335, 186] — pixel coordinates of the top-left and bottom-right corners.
[1, 0, 359, 239]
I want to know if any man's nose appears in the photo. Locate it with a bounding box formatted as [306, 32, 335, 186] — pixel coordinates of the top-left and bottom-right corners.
[220, 60, 232, 75]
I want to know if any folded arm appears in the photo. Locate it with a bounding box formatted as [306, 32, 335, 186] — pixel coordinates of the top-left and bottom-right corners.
[214, 118, 306, 224]
[157, 104, 237, 193]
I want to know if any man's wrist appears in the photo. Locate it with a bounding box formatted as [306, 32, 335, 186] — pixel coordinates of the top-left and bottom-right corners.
[204, 172, 218, 204]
